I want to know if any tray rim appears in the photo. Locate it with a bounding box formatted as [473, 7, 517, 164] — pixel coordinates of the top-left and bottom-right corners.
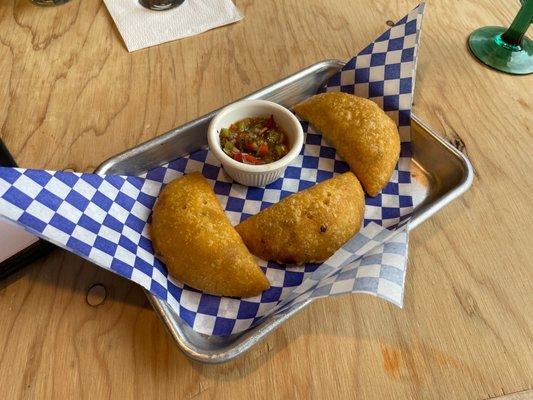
[96, 60, 345, 176]
[95, 59, 474, 364]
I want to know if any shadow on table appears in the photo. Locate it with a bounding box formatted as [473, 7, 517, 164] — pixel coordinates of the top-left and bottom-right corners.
[1, 247, 423, 380]
[183, 292, 414, 379]
[0, 247, 151, 310]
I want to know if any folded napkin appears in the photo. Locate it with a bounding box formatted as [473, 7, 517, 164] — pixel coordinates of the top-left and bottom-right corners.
[104, 0, 243, 52]
[0, 4, 425, 336]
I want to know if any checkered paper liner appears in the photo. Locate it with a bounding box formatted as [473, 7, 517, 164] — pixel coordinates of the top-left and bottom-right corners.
[0, 4, 424, 336]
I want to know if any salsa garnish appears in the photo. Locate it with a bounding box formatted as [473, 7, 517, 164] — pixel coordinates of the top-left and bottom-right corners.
[219, 115, 290, 165]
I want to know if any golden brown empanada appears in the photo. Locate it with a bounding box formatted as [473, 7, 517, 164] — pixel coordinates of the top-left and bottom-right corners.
[151, 172, 270, 297]
[236, 172, 365, 265]
[294, 92, 400, 196]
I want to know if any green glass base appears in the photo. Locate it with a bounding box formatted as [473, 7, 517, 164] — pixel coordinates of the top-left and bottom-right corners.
[469, 26, 533, 75]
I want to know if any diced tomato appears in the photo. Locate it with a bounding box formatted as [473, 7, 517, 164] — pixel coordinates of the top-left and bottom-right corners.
[233, 152, 243, 162]
[242, 154, 260, 164]
[258, 143, 269, 157]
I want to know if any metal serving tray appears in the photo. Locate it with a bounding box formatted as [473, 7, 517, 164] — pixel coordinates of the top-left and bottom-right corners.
[96, 60, 473, 364]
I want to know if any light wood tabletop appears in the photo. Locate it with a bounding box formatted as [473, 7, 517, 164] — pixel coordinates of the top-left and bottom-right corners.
[1, 0, 532, 399]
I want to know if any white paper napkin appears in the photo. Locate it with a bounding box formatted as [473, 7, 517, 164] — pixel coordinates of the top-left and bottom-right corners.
[104, 0, 243, 52]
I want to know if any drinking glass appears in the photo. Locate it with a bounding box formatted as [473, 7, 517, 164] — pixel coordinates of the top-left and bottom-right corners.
[30, 0, 71, 5]
[139, 0, 185, 11]
[469, 0, 533, 75]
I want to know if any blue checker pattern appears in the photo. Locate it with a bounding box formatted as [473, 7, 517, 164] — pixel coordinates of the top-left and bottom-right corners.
[0, 4, 425, 336]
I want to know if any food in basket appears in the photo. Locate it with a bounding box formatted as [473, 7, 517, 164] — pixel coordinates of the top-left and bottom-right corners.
[235, 172, 365, 264]
[151, 172, 270, 297]
[294, 92, 400, 197]
[219, 115, 290, 165]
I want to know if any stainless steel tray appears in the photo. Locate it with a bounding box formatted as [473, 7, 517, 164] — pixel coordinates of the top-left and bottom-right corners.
[96, 60, 474, 364]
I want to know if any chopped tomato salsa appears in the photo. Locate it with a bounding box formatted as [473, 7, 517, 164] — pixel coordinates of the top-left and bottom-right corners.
[219, 115, 290, 165]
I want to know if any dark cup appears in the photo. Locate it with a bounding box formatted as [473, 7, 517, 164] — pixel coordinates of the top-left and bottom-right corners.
[139, 0, 185, 11]
[30, 0, 71, 5]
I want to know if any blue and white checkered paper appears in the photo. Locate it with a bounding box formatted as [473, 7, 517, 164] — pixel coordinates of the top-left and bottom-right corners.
[0, 4, 424, 336]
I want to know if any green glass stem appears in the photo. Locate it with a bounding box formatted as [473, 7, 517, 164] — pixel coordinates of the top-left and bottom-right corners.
[500, 0, 533, 49]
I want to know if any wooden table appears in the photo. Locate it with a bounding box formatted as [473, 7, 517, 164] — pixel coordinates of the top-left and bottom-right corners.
[1, 0, 532, 398]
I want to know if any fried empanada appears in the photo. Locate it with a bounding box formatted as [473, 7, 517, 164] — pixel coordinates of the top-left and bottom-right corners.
[151, 172, 270, 297]
[236, 172, 364, 264]
[294, 92, 400, 196]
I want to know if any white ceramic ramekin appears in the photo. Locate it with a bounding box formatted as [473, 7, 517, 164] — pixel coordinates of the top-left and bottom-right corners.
[207, 100, 304, 187]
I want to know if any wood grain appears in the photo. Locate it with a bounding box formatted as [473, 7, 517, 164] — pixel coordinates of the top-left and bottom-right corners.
[489, 389, 533, 400]
[1, 0, 532, 399]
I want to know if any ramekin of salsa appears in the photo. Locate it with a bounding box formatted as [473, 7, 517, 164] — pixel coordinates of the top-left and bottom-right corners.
[219, 115, 289, 165]
[208, 100, 304, 187]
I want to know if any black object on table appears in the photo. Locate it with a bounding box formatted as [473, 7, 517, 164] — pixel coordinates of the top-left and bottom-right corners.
[139, 0, 185, 11]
